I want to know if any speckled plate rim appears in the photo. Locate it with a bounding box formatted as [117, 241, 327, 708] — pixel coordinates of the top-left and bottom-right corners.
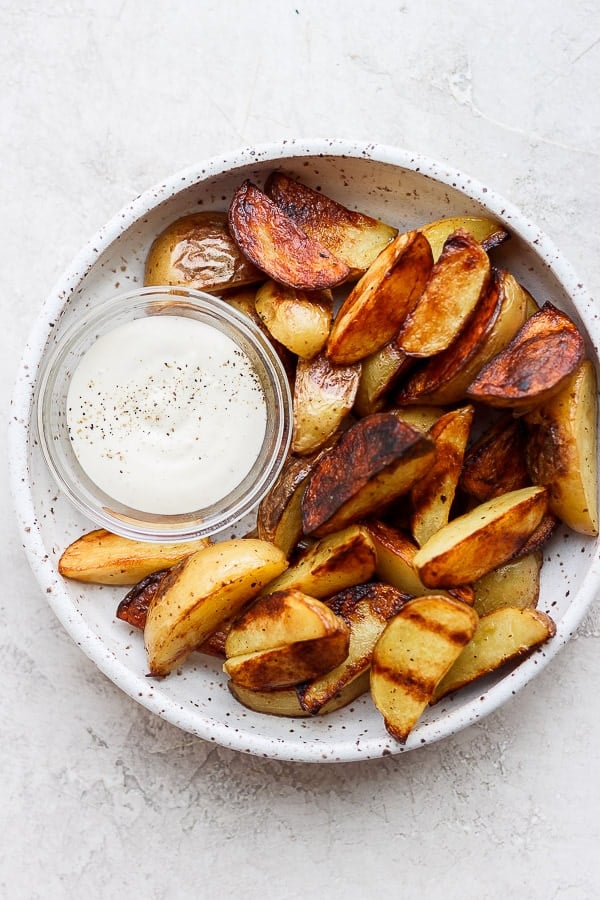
[9, 138, 600, 762]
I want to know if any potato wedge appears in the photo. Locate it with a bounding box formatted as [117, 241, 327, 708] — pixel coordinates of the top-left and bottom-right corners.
[292, 354, 360, 455]
[432, 607, 556, 702]
[260, 524, 377, 599]
[326, 230, 433, 364]
[459, 415, 529, 502]
[224, 285, 295, 379]
[398, 230, 490, 357]
[265, 171, 398, 277]
[473, 551, 542, 617]
[410, 405, 474, 546]
[144, 211, 262, 293]
[467, 302, 585, 408]
[413, 486, 548, 588]
[228, 180, 350, 290]
[255, 279, 333, 359]
[228, 670, 370, 717]
[524, 359, 599, 535]
[370, 595, 479, 742]
[298, 582, 409, 714]
[302, 413, 436, 536]
[396, 269, 528, 406]
[58, 529, 210, 586]
[512, 513, 557, 558]
[223, 590, 350, 690]
[420, 215, 510, 262]
[353, 341, 413, 417]
[144, 539, 288, 677]
[391, 406, 446, 432]
[116, 570, 168, 629]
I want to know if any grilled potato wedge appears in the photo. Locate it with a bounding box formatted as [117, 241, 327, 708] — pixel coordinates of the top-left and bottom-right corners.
[459, 415, 529, 502]
[353, 341, 413, 416]
[473, 551, 542, 617]
[223, 589, 350, 690]
[326, 230, 433, 364]
[467, 302, 585, 408]
[420, 215, 509, 262]
[58, 529, 210, 586]
[292, 354, 360, 455]
[410, 405, 474, 546]
[302, 413, 436, 536]
[413, 486, 548, 587]
[144, 211, 262, 293]
[144, 539, 287, 677]
[265, 171, 398, 277]
[261, 524, 377, 599]
[432, 607, 556, 701]
[298, 582, 409, 714]
[398, 230, 490, 357]
[228, 180, 350, 290]
[524, 359, 599, 535]
[255, 279, 333, 359]
[370, 595, 479, 742]
[228, 670, 370, 717]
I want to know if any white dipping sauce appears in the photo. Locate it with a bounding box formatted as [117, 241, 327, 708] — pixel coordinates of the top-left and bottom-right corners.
[66, 315, 267, 514]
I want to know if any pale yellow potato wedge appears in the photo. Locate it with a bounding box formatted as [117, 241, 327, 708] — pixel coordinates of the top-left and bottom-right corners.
[432, 606, 556, 701]
[326, 230, 433, 364]
[413, 486, 548, 588]
[292, 354, 360, 455]
[144, 539, 288, 677]
[420, 215, 509, 262]
[260, 524, 377, 599]
[473, 552, 542, 617]
[398, 230, 490, 357]
[370, 595, 479, 742]
[353, 341, 413, 416]
[58, 529, 210, 586]
[524, 359, 599, 535]
[228, 670, 370, 717]
[255, 279, 333, 359]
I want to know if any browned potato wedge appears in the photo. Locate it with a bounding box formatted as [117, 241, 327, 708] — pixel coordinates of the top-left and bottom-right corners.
[392, 406, 446, 432]
[144, 211, 262, 293]
[326, 230, 433, 365]
[410, 405, 474, 546]
[420, 215, 509, 262]
[398, 230, 491, 357]
[353, 341, 413, 417]
[224, 286, 295, 379]
[473, 551, 542, 617]
[512, 513, 558, 559]
[432, 607, 556, 701]
[260, 524, 377, 599]
[116, 570, 168, 629]
[370, 595, 479, 742]
[302, 413, 436, 536]
[292, 354, 360, 455]
[524, 359, 598, 535]
[58, 529, 210, 585]
[298, 582, 408, 714]
[459, 415, 529, 502]
[413, 486, 548, 588]
[228, 670, 370, 717]
[467, 302, 585, 409]
[228, 181, 350, 290]
[265, 171, 398, 277]
[223, 590, 350, 690]
[144, 539, 288, 677]
[396, 269, 528, 406]
[255, 279, 333, 359]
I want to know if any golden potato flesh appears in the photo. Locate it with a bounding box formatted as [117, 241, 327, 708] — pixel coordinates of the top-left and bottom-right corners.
[419, 215, 509, 262]
[255, 279, 333, 359]
[292, 354, 360, 455]
[353, 341, 413, 417]
[473, 552, 542, 617]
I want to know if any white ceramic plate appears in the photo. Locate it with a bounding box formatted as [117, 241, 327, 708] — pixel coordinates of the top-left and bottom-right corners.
[10, 139, 600, 762]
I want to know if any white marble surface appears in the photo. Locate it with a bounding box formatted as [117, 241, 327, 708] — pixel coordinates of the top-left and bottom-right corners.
[3, 1, 600, 897]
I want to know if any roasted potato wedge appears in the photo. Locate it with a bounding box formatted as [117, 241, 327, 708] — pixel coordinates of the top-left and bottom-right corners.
[224, 285, 295, 378]
[116, 570, 168, 629]
[459, 415, 529, 502]
[511, 513, 558, 559]
[410, 405, 474, 546]
[58, 529, 210, 585]
[467, 302, 585, 409]
[265, 171, 398, 277]
[398, 230, 490, 357]
[228, 180, 350, 290]
[292, 354, 360, 455]
[144, 211, 262, 293]
[473, 551, 542, 617]
[229, 670, 370, 717]
[326, 230, 433, 365]
[396, 269, 528, 406]
[144, 539, 288, 677]
[392, 405, 446, 432]
[370, 595, 479, 742]
[524, 359, 598, 534]
[432, 607, 556, 702]
[261, 524, 377, 599]
[413, 486, 548, 587]
[420, 215, 509, 262]
[223, 590, 350, 690]
[353, 341, 413, 417]
[255, 279, 333, 359]
[302, 413, 436, 536]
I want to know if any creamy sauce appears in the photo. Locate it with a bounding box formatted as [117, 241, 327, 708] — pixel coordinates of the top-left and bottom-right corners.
[66, 315, 267, 514]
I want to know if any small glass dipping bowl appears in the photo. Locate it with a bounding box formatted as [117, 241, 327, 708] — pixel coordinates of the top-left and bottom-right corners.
[35, 286, 292, 542]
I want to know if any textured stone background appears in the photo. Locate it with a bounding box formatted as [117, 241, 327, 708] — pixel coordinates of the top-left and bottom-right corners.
[3, 1, 600, 897]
